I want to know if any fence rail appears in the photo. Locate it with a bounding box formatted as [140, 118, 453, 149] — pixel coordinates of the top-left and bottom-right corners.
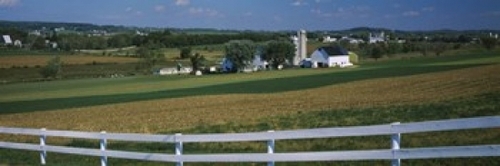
[0, 116, 499, 166]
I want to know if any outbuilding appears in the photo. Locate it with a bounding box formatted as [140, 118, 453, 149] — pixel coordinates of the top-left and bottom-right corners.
[310, 46, 353, 68]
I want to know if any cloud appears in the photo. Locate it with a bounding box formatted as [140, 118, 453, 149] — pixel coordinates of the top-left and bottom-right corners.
[422, 6, 435, 12]
[311, 6, 370, 18]
[403, 11, 420, 17]
[125, 7, 143, 16]
[480, 11, 500, 17]
[175, 0, 190, 6]
[273, 15, 282, 22]
[0, 0, 19, 7]
[291, 0, 307, 6]
[243, 12, 253, 17]
[155, 5, 166, 12]
[188, 7, 223, 17]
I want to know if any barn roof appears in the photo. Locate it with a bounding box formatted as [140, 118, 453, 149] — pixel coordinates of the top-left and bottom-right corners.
[318, 46, 348, 56]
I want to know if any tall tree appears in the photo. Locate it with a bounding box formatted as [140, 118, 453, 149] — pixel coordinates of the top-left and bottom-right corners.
[136, 42, 165, 73]
[262, 40, 295, 69]
[224, 40, 256, 72]
[190, 53, 206, 74]
[481, 37, 497, 50]
[371, 44, 384, 61]
[179, 47, 192, 59]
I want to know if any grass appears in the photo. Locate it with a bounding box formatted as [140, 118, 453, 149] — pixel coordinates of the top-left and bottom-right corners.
[0, 49, 499, 165]
[0, 55, 139, 68]
[1, 92, 499, 165]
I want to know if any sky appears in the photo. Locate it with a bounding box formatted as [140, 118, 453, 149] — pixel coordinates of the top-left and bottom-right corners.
[1, 0, 500, 31]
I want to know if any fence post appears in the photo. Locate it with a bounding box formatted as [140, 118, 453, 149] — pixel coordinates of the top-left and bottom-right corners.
[100, 131, 107, 166]
[175, 133, 183, 166]
[267, 130, 275, 166]
[391, 122, 401, 166]
[40, 128, 47, 165]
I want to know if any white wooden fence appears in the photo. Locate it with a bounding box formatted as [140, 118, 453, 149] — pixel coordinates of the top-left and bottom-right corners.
[1, 116, 499, 166]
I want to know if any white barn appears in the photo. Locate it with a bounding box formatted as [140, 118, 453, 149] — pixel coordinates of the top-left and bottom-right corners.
[310, 46, 353, 68]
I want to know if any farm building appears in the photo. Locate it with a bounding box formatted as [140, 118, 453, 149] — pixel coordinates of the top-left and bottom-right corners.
[310, 46, 353, 68]
[158, 67, 192, 75]
[369, 32, 386, 43]
[221, 54, 269, 73]
[1, 35, 13, 45]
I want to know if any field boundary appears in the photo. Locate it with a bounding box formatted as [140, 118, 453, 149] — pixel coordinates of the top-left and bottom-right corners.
[1, 116, 499, 166]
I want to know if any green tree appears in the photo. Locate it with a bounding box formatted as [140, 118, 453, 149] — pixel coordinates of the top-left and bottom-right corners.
[136, 43, 165, 73]
[190, 53, 206, 74]
[262, 40, 295, 69]
[432, 42, 448, 56]
[108, 34, 132, 48]
[179, 47, 192, 59]
[39, 55, 62, 79]
[418, 42, 430, 56]
[32, 37, 47, 50]
[371, 44, 384, 61]
[481, 37, 497, 50]
[224, 40, 256, 72]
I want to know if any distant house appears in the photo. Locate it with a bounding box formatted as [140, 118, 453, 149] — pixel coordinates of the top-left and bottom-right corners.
[322, 36, 337, 43]
[369, 32, 386, 43]
[14, 40, 22, 47]
[158, 67, 192, 75]
[310, 46, 353, 68]
[2, 35, 13, 45]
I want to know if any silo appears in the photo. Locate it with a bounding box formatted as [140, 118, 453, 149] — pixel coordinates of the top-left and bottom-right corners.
[292, 30, 307, 66]
[299, 29, 307, 61]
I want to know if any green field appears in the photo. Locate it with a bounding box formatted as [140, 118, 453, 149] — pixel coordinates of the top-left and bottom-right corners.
[0, 49, 500, 165]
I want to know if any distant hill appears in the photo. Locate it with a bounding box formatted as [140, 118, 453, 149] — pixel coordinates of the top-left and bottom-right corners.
[1, 20, 499, 35]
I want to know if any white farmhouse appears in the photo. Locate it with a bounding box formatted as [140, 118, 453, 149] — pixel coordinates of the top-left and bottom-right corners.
[2, 35, 12, 45]
[369, 32, 386, 43]
[310, 46, 353, 68]
[221, 54, 268, 72]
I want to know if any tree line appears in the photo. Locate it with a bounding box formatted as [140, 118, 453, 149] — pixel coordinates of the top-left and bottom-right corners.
[1, 27, 286, 51]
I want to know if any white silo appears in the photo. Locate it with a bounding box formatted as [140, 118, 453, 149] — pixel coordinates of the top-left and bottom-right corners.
[292, 29, 307, 66]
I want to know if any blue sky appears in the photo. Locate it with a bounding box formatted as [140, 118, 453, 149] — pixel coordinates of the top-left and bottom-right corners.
[1, 0, 500, 31]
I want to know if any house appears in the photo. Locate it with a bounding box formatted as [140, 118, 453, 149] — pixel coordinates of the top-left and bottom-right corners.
[310, 46, 353, 68]
[14, 40, 22, 47]
[369, 32, 386, 43]
[323, 36, 337, 43]
[252, 54, 269, 71]
[2, 35, 12, 45]
[158, 67, 192, 75]
[340, 36, 364, 44]
[221, 53, 269, 73]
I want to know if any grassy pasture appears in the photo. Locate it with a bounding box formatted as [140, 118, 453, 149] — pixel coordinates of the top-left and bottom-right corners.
[0, 50, 499, 165]
[0, 55, 139, 68]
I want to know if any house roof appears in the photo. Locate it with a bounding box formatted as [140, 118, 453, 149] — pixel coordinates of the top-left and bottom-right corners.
[318, 46, 348, 56]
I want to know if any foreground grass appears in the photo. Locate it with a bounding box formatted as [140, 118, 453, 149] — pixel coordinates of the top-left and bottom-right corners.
[1, 92, 499, 165]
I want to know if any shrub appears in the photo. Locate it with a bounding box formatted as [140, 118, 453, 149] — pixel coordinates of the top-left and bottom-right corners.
[39, 55, 62, 79]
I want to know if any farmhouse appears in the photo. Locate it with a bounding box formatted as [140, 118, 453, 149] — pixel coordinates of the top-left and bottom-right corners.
[1, 35, 13, 45]
[221, 54, 269, 73]
[369, 31, 386, 43]
[310, 46, 353, 68]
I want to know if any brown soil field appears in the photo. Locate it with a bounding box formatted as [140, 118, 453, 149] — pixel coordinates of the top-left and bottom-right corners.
[1, 64, 499, 134]
[0, 55, 139, 68]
